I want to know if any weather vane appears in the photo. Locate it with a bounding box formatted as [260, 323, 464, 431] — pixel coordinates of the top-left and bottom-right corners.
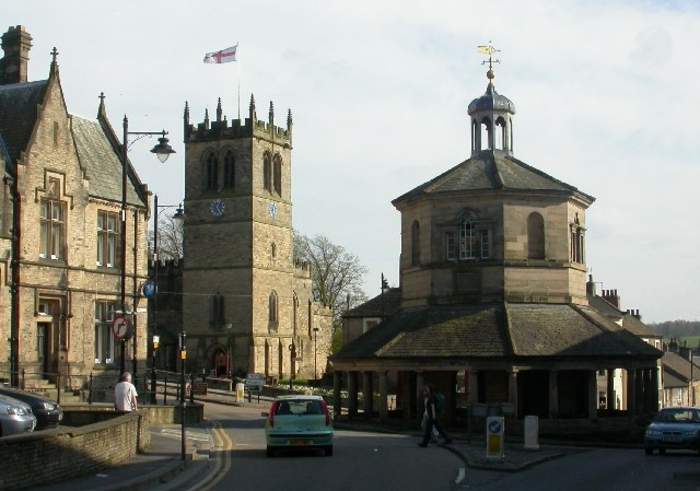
[477, 41, 500, 80]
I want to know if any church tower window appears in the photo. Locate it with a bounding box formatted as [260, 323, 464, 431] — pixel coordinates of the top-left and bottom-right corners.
[263, 152, 272, 192]
[570, 214, 585, 264]
[223, 151, 235, 189]
[527, 212, 545, 259]
[205, 152, 218, 191]
[273, 154, 282, 195]
[411, 220, 420, 266]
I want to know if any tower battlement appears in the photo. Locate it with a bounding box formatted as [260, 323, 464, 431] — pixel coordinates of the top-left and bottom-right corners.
[184, 94, 292, 147]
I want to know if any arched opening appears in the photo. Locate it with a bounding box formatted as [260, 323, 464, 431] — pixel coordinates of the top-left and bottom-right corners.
[495, 117, 506, 150]
[411, 220, 420, 266]
[223, 151, 235, 189]
[509, 117, 514, 152]
[480, 117, 492, 150]
[471, 119, 478, 152]
[205, 152, 218, 191]
[527, 212, 545, 259]
[263, 152, 272, 192]
[212, 348, 227, 377]
[273, 154, 282, 195]
[269, 290, 278, 332]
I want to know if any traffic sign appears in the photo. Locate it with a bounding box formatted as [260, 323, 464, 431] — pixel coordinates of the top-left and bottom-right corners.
[112, 315, 131, 340]
[142, 280, 157, 299]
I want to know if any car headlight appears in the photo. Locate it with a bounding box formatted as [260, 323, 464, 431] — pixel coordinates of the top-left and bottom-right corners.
[6, 406, 26, 416]
[646, 429, 662, 438]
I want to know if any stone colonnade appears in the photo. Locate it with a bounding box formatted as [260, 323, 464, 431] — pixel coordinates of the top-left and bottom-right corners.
[332, 364, 659, 422]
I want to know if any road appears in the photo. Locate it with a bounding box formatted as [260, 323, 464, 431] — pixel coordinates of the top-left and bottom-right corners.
[197, 401, 700, 491]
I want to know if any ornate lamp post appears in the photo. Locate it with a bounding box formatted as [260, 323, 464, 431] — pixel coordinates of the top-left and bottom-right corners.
[119, 114, 175, 378]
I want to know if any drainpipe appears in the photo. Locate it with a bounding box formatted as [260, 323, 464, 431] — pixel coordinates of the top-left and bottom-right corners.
[8, 170, 21, 387]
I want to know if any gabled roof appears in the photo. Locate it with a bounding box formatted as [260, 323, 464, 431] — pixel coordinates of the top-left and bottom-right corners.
[622, 314, 660, 339]
[343, 288, 401, 319]
[0, 79, 48, 167]
[662, 351, 700, 385]
[392, 151, 595, 206]
[588, 294, 623, 319]
[333, 302, 660, 362]
[70, 115, 145, 207]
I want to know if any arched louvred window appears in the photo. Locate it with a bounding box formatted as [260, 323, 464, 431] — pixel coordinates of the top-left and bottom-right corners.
[209, 293, 225, 328]
[205, 152, 218, 191]
[223, 151, 235, 189]
[263, 152, 272, 192]
[527, 212, 545, 259]
[495, 116, 506, 150]
[480, 117, 492, 150]
[273, 154, 282, 195]
[411, 220, 420, 266]
[269, 290, 279, 332]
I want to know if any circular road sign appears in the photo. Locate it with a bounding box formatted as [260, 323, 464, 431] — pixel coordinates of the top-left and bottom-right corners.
[112, 315, 131, 340]
[488, 419, 502, 434]
[142, 280, 157, 299]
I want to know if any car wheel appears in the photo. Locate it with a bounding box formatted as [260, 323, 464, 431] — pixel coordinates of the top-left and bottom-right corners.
[659, 448, 666, 455]
[644, 447, 653, 455]
[266, 446, 275, 458]
[324, 445, 333, 457]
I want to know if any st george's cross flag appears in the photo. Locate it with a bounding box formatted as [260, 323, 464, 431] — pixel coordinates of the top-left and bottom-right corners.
[203, 44, 238, 64]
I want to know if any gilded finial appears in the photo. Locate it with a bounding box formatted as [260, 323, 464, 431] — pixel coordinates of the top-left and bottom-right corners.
[477, 41, 500, 82]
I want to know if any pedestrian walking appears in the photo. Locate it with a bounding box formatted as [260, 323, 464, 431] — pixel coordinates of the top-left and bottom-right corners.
[418, 385, 451, 447]
[115, 372, 138, 413]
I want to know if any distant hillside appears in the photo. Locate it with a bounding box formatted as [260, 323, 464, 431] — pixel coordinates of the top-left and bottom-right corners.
[649, 320, 700, 338]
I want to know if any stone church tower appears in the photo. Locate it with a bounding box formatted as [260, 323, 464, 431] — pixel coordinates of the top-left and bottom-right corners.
[182, 96, 332, 379]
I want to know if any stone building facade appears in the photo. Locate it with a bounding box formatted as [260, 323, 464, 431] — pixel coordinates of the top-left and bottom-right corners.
[0, 26, 150, 391]
[152, 96, 332, 380]
[333, 66, 661, 423]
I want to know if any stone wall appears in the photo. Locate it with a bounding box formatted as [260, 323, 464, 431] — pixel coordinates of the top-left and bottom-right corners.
[0, 411, 148, 490]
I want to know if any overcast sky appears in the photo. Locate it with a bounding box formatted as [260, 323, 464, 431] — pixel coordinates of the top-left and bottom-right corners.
[7, 0, 699, 322]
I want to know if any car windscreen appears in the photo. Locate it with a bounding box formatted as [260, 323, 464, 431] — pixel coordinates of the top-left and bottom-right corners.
[275, 400, 324, 416]
[653, 408, 700, 423]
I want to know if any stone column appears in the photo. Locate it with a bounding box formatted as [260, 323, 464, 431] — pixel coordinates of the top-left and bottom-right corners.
[416, 372, 425, 419]
[606, 369, 615, 411]
[626, 368, 636, 414]
[650, 366, 659, 413]
[588, 370, 598, 419]
[378, 371, 389, 421]
[467, 369, 479, 404]
[635, 368, 645, 414]
[508, 369, 519, 417]
[548, 370, 559, 418]
[333, 371, 342, 417]
[348, 371, 358, 418]
[362, 371, 373, 418]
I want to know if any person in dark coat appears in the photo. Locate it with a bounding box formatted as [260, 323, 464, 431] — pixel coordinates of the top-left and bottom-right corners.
[419, 385, 451, 447]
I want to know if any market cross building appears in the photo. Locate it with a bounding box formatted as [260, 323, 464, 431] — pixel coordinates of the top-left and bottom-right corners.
[331, 64, 662, 424]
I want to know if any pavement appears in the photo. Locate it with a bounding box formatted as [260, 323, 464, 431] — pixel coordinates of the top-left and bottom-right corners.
[35, 423, 215, 491]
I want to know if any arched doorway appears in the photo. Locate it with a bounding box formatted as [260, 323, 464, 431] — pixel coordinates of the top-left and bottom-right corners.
[212, 348, 228, 377]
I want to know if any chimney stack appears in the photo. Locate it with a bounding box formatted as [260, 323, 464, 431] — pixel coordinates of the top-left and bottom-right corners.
[0, 25, 32, 85]
[601, 288, 621, 308]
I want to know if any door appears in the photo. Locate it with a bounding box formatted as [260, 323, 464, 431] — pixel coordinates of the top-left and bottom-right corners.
[37, 322, 50, 375]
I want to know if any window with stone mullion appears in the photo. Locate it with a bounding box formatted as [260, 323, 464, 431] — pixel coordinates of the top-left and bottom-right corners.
[97, 211, 119, 267]
[40, 199, 65, 260]
[94, 301, 115, 364]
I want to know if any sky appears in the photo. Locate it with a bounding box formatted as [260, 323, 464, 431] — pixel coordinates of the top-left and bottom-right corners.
[6, 0, 699, 322]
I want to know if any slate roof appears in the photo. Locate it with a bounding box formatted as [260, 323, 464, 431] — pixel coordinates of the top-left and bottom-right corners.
[0, 79, 48, 167]
[71, 115, 144, 206]
[663, 369, 686, 389]
[662, 351, 700, 385]
[622, 314, 660, 339]
[468, 82, 516, 115]
[392, 151, 595, 205]
[333, 302, 660, 362]
[344, 288, 401, 318]
[588, 294, 623, 319]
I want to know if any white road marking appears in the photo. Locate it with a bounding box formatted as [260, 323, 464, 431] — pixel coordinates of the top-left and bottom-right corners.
[455, 467, 466, 485]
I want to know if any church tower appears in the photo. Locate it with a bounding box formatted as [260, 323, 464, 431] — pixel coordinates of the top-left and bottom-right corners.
[182, 95, 306, 377]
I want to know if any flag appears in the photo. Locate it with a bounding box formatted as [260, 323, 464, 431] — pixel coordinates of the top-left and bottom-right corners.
[203, 44, 238, 64]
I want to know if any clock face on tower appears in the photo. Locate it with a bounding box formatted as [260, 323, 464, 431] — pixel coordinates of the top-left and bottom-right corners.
[268, 202, 278, 220]
[209, 199, 225, 217]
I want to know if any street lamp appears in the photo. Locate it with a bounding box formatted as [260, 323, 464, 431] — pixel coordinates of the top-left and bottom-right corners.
[179, 330, 187, 461]
[120, 113, 175, 379]
[151, 335, 159, 404]
[150, 194, 183, 402]
[313, 327, 320, 381]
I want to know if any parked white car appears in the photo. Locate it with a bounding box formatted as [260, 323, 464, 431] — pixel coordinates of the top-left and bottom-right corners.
[0, 393, 36, 437]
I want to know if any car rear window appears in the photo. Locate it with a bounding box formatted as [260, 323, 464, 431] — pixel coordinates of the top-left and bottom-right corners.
[275, 400, 324, 416]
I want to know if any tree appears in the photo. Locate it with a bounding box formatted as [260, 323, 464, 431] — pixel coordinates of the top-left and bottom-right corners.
[149, 213, 184, 261]
[294, 232, 368, 323]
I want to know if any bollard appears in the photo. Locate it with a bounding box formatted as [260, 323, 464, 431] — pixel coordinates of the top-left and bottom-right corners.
[21, 369, 25, 390]
[56, 372, 61, 406]
[164, 374, 168, 405]
[524, 415, 540, 450]
[88, 373, 93, 405]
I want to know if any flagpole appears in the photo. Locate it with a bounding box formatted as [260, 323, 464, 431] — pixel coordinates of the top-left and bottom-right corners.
[237, 45, 241, 121]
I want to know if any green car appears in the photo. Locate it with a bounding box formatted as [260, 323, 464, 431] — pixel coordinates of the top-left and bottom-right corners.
[263, 395, 334, 457]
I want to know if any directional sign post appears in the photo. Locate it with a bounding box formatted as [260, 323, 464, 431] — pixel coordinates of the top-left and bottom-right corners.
[486, 416, 505, 459]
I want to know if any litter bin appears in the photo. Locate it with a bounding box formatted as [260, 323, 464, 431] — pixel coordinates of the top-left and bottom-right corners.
[235, 382, 245, 403]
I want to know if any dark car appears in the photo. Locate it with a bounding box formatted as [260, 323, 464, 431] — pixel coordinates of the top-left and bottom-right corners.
[645, 407, 700, 455]
[0, 385, 63, 430]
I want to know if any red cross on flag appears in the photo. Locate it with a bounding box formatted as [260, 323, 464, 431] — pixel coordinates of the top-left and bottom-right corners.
[203, 44, 238, 64]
